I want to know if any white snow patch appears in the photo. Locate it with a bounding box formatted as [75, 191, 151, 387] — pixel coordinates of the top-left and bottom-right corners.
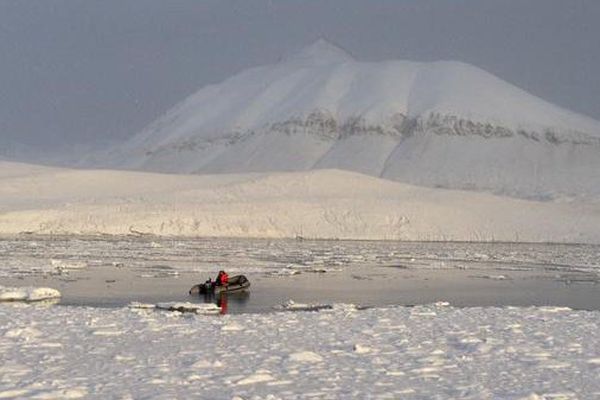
[288, 351, 323, 363]
[221, 322, 244, 332]
[538, 306, 572, 313]
[235, 372, 275, 386]
[114, 355, 136, 362]
[30, 388, 88, 399]
[0, 390, 31, 399]
[190, 359, 222, 369]
[4, 327, 42, 340]
[92, 330, 124, 337]
[353, 344, 372, 354]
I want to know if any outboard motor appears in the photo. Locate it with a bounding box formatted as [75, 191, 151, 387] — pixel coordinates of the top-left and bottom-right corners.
[201, 278, 213, 294]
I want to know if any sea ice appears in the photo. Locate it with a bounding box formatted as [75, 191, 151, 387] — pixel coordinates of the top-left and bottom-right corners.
[155, 302, 221, 314]
[274, 299, 334, 312]
[0, 286, 61, 302]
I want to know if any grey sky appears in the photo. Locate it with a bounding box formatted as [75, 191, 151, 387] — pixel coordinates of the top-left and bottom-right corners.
[1, 0, 599, 150]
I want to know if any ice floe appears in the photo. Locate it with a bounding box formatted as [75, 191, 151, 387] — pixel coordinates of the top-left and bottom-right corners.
[274, 299, 333, 312]
[155, 302, 221, 314]
[127, 302, 156, 309]
[50, 259, 87, 273]
[0, 286, 61, 302]
[128, 301, 221, 314]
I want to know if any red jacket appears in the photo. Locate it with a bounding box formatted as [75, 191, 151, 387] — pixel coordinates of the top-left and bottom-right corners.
[221, 272, 229, 285]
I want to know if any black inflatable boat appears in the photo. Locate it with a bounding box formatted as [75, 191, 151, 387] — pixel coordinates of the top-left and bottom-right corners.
[189, 275, 250, 296]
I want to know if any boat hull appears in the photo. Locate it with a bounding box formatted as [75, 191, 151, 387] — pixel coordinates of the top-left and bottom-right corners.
[189, 275, 250, 296]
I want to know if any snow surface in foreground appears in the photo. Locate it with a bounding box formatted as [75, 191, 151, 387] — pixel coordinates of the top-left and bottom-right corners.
[0, 303, 599, 399]
[1, 161, 599, 242]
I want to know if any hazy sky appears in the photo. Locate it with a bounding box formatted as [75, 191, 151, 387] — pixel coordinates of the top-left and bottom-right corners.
[1, 0, 599, 150]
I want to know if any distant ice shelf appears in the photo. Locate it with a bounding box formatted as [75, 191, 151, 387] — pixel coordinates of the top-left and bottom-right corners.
[1, 162, 599, 242]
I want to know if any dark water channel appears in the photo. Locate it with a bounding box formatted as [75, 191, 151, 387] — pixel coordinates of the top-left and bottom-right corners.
[5, 263, 600, 313]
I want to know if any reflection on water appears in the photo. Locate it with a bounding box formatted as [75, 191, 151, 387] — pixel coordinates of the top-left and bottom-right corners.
[196, 291, 250, 315]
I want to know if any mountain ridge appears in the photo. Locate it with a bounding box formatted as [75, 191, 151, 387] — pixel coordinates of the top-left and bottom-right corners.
[105, 39, 600, 199]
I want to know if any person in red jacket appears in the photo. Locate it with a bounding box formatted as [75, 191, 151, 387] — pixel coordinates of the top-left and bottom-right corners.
[215, 270, 229, 287]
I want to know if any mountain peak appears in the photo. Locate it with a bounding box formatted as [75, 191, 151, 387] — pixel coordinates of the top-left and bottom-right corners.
[284, 38, 353, 65]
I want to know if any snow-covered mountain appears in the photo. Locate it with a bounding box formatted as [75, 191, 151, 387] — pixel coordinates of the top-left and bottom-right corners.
[109, 39, 600, 199]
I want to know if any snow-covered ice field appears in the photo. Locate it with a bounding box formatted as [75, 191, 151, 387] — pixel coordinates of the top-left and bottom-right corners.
[1, 302, 600, 399]
[1, 236, 600, 398]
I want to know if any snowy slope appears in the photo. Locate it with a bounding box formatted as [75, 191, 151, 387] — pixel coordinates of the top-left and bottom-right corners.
[1, 161, 599, 242]
[107, 39, 600, 199]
